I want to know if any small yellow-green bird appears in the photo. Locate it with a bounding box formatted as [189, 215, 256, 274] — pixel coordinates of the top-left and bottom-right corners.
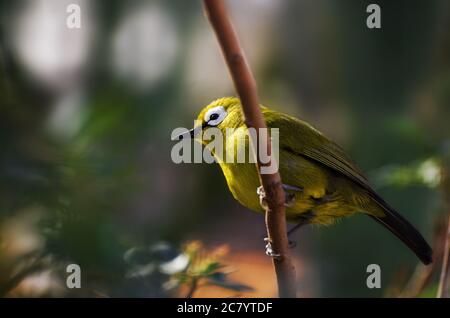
[178, 97, 432, 265]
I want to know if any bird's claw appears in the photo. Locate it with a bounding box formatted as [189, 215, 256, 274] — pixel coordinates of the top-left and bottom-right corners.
[257, 186, 268, 210]
[258, 184, 303, 256]
[284, 193, 296, 207]
[264, 237, 281, 259]
[282, 184, 303, 192]
[257, 184, 302, 209]
[288, 240, 297, 249]
[283, 184, 302, 207]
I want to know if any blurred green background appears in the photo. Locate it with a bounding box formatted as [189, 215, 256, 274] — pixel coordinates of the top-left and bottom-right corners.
[0, 0, 449, 297]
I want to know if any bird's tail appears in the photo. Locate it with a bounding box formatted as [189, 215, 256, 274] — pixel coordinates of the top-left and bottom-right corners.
[368, 193, 433, 265]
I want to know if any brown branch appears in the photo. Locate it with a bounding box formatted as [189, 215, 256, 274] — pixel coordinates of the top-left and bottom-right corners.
[202, 0, 297, 297]
[399, 216, 447, 298]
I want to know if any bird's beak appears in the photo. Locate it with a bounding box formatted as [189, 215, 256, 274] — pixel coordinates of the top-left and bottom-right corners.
[176, 125, 203, 140]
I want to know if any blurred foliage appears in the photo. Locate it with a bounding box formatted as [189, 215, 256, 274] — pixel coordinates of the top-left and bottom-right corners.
[373, 158, 441, 189]
[122, 241, 253, 297]
[163, 241, 253, 297]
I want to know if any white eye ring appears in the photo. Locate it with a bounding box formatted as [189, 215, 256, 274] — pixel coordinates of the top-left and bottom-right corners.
[204, 106, 227, 126]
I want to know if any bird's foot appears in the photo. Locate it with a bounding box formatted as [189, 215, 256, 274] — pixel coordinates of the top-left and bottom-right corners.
[283, 184, 302, 207]
[282, 184, 303, 192]
[256, 184, 302, 209]
[288, 240, 297, 249]
[257, 186, 268, 210]
[258, 184, 304, 254]
[264, 237, 281, 259]
[284, 193, 296, 207]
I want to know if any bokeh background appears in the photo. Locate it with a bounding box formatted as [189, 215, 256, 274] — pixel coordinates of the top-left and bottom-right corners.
[0, 0, 449, 297]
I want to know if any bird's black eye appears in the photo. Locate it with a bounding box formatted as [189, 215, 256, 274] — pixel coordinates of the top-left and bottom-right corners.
[209, 113, 219, 121]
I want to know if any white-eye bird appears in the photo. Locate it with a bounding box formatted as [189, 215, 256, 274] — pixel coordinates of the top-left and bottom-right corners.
[178, 97, 432, 265]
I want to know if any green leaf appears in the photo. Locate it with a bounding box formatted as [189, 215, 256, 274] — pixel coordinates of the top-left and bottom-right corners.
[200, 261, 223, 276]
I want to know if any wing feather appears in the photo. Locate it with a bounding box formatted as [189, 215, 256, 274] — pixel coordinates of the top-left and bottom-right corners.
[264, 108, 371, 191]
[263, 108, 433, 264]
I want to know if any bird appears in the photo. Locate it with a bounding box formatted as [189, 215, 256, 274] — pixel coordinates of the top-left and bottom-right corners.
[178, 97, 433, 265]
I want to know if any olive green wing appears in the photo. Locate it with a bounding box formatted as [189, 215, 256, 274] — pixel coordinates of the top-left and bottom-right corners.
[263, 108, 371, 191]
[263, 108, 433, 265]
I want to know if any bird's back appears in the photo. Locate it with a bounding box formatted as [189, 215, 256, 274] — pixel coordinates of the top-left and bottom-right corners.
[215, 104, 432, 264]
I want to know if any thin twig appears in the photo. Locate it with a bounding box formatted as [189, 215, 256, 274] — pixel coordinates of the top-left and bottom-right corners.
[0, 253, 47, 297]
[186, 277, 198, 298]
[202, 0, 297, 297]
[399, 216, 446, 297]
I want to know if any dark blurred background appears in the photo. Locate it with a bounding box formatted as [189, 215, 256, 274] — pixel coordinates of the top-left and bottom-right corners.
[0, 0, 449, 297]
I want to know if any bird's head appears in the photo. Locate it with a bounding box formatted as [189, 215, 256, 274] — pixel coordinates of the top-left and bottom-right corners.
[177, 97, 244, 143]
